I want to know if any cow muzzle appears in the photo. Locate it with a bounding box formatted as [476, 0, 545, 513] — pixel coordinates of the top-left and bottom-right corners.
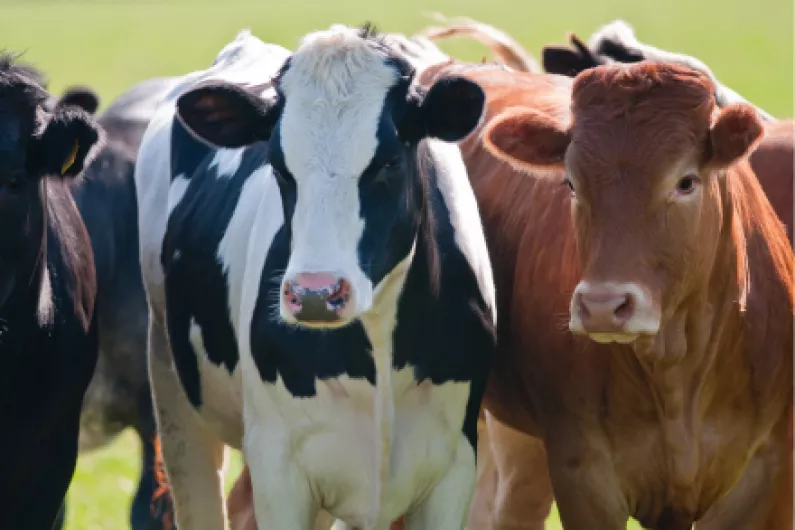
[281, 271, 356, 327]
[569, 281, 661, 343]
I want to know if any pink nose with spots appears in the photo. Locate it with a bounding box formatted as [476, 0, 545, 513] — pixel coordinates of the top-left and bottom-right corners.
[282, 272, 353, 324]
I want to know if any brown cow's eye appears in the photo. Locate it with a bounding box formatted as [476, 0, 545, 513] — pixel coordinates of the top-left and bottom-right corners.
[676, 175, 698, 195]
[563, 178, 575, 194]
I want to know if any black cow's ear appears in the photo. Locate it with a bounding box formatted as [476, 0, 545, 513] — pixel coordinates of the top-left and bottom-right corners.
[542, 34, 604, 77]
[31, 106, 103, 179]
[410, 76, 485, 143]
[176, 82, 282, 149]
[57, 86, 101, 115]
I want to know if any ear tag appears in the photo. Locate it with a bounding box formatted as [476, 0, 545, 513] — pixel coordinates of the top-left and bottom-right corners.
[61, 140, 79, 175]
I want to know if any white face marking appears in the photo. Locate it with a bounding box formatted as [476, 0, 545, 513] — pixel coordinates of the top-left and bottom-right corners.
[277, 27, 403, 317]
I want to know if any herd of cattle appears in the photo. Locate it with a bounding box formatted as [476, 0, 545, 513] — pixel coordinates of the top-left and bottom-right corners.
[2, 15, 791, 530]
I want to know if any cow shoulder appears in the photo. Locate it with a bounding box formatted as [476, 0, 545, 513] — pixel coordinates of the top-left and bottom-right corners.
[162, 124, 267, 407]
[392, 140, 496, 450]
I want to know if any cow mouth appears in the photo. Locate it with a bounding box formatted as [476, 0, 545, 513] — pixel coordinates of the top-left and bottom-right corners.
[584, 332, 641, 345]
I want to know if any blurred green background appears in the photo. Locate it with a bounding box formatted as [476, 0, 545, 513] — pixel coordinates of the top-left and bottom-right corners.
[1, 0, 792, 117]
[0, 0, 790, 529]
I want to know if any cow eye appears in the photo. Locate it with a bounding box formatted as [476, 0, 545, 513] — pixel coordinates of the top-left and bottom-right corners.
[675, 174, 699, 195]
[563, 178, 575, 195]
[382, 157, 401, 171]
[2, 175, 25, 193]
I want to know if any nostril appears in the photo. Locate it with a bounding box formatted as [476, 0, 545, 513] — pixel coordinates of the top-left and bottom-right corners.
[326, 279, 351, 312]
[613, 295, 634, 323]
[577, 294, 591, 320]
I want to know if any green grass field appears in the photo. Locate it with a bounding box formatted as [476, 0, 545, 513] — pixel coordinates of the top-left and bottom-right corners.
[1, 0, 790, 528]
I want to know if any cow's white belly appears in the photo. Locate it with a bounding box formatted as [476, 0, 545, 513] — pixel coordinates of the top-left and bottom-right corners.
[241, 359, 472, 527]
[188, 320, 244, 446]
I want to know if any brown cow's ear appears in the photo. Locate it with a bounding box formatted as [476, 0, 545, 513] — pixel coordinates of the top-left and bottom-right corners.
[483, 107, 570, 171]
[707, 103, 764, 168]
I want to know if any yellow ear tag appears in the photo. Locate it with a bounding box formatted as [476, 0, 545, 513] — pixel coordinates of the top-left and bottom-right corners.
[61, 140, 79, 175]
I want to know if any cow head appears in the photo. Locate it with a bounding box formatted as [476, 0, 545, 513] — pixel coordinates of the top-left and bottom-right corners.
[483, 62, 763, 350]
[175, 24, 484, 328]
[0, 54, 102, 308]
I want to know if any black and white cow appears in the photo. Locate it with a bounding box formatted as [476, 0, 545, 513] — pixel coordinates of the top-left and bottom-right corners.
[135, 24, 496, 529]
[0, 53, 103, 529]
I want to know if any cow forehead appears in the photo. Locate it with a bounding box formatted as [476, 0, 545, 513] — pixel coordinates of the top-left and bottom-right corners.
[278, 27, 403, 181]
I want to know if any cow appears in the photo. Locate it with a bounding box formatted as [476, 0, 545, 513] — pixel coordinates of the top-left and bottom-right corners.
[417, 58, 793, 529]
[135, 23, 496, 530]
[0, 52, 104, 529]
[36, 76, 180, 530]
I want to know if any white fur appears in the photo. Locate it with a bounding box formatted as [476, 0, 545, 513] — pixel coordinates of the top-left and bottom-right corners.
[277, 27, 402, 320]
[209, 148, 245, 179]
[426, 139, 496, 324]
[167, 174, 189, 216]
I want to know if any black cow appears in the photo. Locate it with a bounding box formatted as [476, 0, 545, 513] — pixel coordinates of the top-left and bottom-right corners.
[42, 76, 179, 530]
[0, 52, 102, 530]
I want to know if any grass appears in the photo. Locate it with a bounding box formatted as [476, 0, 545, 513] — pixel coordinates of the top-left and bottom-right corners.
[3, 0, 789, 528]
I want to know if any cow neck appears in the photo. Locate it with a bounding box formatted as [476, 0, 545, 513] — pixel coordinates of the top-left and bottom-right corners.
[610, 164, 792, 501]
[0, 181, 49, 356]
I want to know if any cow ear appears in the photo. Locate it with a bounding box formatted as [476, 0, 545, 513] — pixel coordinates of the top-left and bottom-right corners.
[483, 107, 571, 171]
[706, 103, 764, 168]
[542, 34, 602, 77]
[32, 106, 103, 179]
[175, 82, 282, 149]
[416, 76, 485, 142]
[57, 86, 100, 115]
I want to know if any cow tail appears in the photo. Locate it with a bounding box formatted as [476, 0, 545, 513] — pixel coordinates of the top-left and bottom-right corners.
[152, 434, 175, 530]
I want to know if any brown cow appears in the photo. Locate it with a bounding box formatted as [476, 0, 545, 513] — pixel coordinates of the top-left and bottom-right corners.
[445, 60, 792, 529]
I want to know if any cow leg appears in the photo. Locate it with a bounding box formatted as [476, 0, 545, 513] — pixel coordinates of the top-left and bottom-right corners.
[405, 437, 476, 530]
[131, 422, 175, 530]
[148, 314, 228, 530]
[468, 412, 553, 530]
[241, 411, 318, 530]
[52, 502, 66, 530]
[544, 425, 628, 530]
[695, 424, 792, 530]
